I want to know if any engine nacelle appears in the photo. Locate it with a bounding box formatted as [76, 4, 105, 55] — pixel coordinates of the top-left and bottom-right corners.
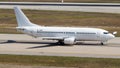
[64, 37, 75, 45]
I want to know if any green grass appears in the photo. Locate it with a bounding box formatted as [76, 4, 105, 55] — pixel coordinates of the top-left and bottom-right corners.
[1, 0, 120, 3]
[0, 54, 120, 68]
[0, 9, 120, 27]
[0, 9, 120, 36]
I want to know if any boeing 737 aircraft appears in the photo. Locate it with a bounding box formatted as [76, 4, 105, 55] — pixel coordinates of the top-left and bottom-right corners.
[14, 7, 116, 45]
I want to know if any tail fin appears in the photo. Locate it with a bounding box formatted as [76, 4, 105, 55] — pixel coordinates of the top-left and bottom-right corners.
[14, 6, 36, 27]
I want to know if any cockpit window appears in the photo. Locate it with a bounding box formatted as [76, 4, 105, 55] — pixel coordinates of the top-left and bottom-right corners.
[103, 32, 109, 34]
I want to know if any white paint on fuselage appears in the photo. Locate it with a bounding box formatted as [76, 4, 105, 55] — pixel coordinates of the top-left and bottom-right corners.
[18, 26, 114, 42]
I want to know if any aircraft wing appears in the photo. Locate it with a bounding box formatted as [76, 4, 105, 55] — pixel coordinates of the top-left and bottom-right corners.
[42, 37, 64, 40]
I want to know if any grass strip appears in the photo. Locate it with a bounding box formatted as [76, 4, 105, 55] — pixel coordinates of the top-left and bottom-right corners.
[0, 54, 120, 68]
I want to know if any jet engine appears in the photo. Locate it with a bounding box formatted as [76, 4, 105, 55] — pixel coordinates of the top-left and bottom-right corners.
[64, 37, 75, 45]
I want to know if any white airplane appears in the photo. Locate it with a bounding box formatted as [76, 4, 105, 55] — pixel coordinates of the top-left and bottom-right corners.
[14, 6, 116, 45]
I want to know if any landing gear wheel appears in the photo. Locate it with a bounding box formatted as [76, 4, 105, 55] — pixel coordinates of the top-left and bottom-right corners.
[101, 42, 104, 45]
[100, 42, 104, 45]
[57, 40, 64, 45]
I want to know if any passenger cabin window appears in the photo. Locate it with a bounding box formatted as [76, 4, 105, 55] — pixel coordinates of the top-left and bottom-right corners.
[103, 32, 109, 34]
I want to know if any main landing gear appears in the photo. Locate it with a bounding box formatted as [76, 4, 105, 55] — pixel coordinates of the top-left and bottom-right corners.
[101, 42, 104, 45]
[57, 40, 64, 45]
[100, 41, 106, 45]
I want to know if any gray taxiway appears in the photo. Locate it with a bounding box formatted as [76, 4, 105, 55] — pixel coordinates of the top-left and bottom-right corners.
[0, 34, 120, 58]
[0, 2, 120, 13]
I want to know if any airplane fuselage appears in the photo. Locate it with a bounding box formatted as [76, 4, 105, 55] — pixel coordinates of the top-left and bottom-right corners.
[17, 26, 114, 42]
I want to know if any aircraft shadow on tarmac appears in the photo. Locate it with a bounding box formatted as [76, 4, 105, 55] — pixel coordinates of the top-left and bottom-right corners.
[27, 42, 101, 49]
[1, 40, 119, 49]
[0, 40, 55, 44]
[0, 40, 60, 48]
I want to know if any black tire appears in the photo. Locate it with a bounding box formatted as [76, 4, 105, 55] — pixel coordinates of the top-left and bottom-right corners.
[101, 42, 104, 45]
[57, 40, 64, 45]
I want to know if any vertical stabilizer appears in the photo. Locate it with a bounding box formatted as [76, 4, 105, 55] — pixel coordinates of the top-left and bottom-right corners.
[14, 6, 35, 27]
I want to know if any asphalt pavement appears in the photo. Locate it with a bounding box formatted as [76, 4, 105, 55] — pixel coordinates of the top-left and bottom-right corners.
[0, 34, 120, 58]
